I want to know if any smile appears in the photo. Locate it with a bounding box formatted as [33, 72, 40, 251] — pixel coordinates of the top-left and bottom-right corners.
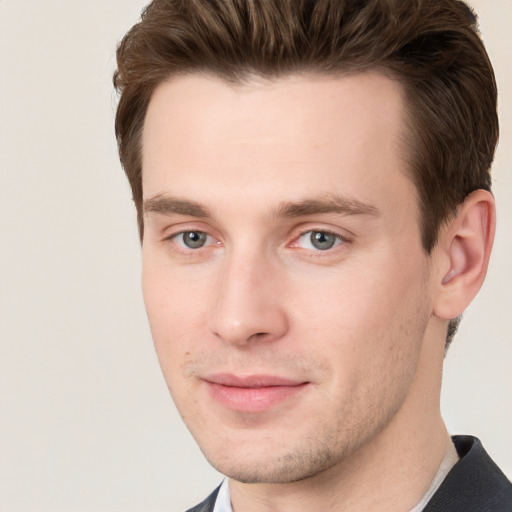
[203, 374, 310, 413]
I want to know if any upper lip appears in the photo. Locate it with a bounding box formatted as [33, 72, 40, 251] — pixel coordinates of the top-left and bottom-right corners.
[204, 373, 308, 388]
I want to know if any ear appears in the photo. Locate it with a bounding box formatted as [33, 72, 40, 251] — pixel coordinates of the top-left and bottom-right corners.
[432, 189, 496, 320]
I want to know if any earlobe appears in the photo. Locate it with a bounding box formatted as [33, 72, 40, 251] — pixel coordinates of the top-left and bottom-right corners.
[433, 189, 495, 320]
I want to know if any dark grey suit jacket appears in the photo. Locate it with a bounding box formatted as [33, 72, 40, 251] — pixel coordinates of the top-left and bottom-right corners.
[186, 436, 512, 511]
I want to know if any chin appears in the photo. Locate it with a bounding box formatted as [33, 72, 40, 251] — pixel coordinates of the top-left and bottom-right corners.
[203, 440, 344, 484]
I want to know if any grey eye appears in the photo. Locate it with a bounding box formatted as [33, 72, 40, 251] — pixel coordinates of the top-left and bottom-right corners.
[310, 231, 338, 250]
[181, 231, 208, 249]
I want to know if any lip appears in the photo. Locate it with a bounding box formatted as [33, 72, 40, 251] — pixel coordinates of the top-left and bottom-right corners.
[203, 373, 309, 413]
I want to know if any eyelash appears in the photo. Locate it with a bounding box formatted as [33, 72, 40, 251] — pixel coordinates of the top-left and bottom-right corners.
[291, 230, 347, 252]
[166, 228, 348, 255]
[169, 231, 218, 251]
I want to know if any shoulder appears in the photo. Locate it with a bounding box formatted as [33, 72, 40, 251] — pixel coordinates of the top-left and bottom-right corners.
[424, 435, 512, 511]
[184, 485, 221, 512]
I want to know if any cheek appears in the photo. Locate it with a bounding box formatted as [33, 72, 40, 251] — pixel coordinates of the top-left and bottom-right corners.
[142, 261, 199, 374]
[292, 256, 429, 374]
[142, 250, 209, 325]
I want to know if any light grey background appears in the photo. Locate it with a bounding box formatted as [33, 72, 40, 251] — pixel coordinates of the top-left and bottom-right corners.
[0, 1, 510, 511]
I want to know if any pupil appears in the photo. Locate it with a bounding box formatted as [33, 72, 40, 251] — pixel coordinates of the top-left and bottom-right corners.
[311, 231, 336, 250]
[184, 231, 206, 248]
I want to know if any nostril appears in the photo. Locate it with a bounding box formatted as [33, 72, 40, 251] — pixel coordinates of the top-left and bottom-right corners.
[245, 332, 270, 344]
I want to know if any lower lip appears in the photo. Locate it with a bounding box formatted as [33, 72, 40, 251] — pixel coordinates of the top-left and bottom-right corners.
[206, 382, 309, 413]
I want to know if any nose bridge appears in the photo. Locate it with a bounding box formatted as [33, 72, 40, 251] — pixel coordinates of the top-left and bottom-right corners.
[209, 244, 288, 346]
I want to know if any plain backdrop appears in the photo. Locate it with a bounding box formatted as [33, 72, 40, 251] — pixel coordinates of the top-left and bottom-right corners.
[0, 1, 510, 511]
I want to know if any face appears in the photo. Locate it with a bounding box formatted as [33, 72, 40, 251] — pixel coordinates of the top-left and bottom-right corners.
[141, 72, 437, 484]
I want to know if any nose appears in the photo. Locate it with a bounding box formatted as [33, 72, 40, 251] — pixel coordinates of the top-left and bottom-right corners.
[208, 251, 289, 347]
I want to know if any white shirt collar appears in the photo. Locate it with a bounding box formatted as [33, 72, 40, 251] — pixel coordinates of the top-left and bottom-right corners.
[213, 478, 233, 512]
[408, 438, 459, 511]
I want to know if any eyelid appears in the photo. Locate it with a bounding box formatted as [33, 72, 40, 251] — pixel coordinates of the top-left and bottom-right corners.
[171, 230, 212, 249]
[288, 226, 351, 252]
[162, 224, 223, 255]
[160, 220, 219, 240]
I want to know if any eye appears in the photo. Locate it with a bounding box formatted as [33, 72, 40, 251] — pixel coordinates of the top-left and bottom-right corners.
[173, 231, 211, 249]
[296, 230, 344, 251]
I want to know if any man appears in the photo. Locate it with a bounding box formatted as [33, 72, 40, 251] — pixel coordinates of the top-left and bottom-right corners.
[113, 0, 512, 510]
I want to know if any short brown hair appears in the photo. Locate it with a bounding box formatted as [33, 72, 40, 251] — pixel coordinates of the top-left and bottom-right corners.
[113, 0, 498, 344]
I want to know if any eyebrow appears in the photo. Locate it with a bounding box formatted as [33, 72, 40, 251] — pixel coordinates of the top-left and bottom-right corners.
[144, 195, 211, 218]
[273, 195, 381, 219]
[143, 193, 381, 220]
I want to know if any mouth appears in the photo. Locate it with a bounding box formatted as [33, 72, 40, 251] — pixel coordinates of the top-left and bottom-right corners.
[203, 373, 310, 413]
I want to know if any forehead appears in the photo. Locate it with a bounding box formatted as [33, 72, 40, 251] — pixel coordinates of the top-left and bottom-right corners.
[141, 72, 415, 221]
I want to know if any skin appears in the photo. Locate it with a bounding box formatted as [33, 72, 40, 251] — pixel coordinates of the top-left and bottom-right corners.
[140, 72, 495, 511]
